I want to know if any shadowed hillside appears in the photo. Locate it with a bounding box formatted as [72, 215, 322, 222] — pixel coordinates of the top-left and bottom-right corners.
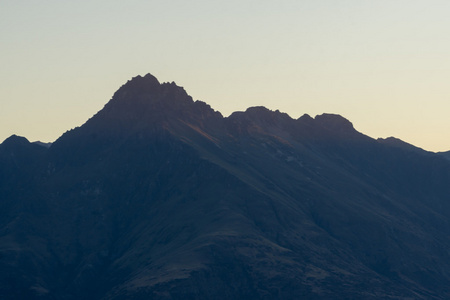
[1, 74, 450, 299]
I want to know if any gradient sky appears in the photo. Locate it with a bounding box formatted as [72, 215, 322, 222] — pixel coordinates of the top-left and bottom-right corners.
[1, 1, 449, 151]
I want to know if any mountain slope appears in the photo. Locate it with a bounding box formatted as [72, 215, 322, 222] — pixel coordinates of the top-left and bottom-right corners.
[438, 150, 450, 161]
[1, 74, 450, 299]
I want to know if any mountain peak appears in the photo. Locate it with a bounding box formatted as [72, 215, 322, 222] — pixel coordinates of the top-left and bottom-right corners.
[1, 134, 30, 147]
[96, 74, 194, 121]
[108, 73, 193, 107]
[120, 73, 161, 92]
[314, 113, 355, 134]
[228, 106, 291, 123]
[53, 74, 222, 145]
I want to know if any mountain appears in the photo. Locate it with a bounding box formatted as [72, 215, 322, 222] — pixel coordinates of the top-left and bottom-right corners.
[438, 151, 450, 161]
[377, 136, 428, 153]
[1, 74, 450, 299]
[32, 141, 52, 149]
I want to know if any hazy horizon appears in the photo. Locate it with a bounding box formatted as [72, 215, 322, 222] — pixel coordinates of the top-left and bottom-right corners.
[2, 1, 449, 152]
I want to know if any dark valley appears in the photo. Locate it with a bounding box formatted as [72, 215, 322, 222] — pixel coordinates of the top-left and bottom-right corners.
[1, 74, 450, 299]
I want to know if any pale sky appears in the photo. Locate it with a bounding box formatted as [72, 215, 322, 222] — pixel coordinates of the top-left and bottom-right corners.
[1, 1, 449, 151]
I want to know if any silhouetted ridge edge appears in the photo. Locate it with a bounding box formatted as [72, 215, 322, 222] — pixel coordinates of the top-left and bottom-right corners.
[1, 134, 31, 147]
[3, 72, 450, 299]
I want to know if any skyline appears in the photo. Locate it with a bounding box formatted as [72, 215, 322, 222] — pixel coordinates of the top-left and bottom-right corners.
[1, 1, 449, 152]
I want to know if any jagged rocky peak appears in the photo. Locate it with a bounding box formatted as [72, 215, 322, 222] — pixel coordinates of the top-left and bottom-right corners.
[192, 100, 224, 120]
[59, 74, 223, 140]
[314, 113, 355, 133]
[228, 106, 292, 125]
[245, 106, 290, 119]
[108, 73, 191, 107]
[225, 106, 294, 137]
[117, 73, 161, 95]
[295, 113, 315, 127]
[94, 74, 198, 122]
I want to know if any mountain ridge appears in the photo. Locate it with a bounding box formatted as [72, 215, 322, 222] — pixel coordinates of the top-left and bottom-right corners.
[1, 73, 450, 299]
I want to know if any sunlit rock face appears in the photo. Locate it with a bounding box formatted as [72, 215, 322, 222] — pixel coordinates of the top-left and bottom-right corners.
[1, 74, 450, 299]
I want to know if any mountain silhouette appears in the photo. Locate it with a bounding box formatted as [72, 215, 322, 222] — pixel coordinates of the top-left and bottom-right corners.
[1, 74, 450, 299]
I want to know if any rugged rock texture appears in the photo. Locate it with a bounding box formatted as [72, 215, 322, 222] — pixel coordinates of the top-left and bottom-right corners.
[1, 74, 450, 299]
